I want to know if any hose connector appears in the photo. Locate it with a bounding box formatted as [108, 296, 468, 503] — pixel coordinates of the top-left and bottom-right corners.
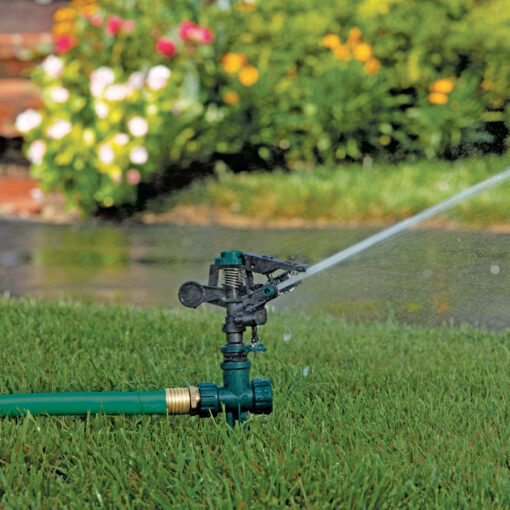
[165, 386, 200, 415]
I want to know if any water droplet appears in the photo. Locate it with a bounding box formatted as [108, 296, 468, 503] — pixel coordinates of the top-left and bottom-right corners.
[283, 332, 292, 342]
[303, 366, 309, 376]
[490, 264, 500, 275]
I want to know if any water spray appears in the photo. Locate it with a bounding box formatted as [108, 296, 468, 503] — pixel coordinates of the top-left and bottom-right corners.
[0, 252, 307, 427]
[279, 166, 510, 292]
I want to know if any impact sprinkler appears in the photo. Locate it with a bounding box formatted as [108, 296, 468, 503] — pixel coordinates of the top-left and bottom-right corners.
[0, 251, 307, 427]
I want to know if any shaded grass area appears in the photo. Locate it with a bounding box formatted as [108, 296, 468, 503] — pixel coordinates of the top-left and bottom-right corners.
[164, 155, 510, 226]
[1, 298, 509, 507]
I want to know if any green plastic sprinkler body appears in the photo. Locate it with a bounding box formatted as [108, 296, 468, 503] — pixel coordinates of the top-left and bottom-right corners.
[0, 252, 307, 427]
[178, 251, 308, 426]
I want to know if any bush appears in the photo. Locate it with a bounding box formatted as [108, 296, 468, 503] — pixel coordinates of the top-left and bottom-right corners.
[17, 0, 510, 213]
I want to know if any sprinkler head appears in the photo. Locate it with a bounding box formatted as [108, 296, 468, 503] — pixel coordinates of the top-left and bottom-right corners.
[178, 251, 308, 426]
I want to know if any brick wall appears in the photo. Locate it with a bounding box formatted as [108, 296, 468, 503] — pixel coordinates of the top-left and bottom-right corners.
[0, 0, 68, 137]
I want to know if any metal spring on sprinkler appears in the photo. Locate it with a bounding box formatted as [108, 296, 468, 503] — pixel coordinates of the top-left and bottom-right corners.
[223, 267, 245, 289]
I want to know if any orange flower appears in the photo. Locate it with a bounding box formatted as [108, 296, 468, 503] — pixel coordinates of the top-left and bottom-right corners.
[221, 53, 247, 74]
[364, 57, 380, 75]
[428, 92, 448, 105]
[429, 78, 454, 94]
[238, 65, 259, 86]
[322, 34, 341, 50]
[333, 44, 351, 60]
[353, 43, 372, 62]
[223, 91, 239, 105]
[347, 27, 362, 47]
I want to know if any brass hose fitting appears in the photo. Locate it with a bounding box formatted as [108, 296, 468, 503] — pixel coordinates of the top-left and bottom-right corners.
[165, 386, 200, 414]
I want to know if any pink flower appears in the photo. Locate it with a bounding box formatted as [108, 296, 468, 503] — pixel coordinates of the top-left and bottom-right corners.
[55, 34, 75, 54]
[178, 20, 214, 44]
[106, 16, 123, 36]
[193, 26, 214, 44]
[156, 37, 176, 58]
[178, 21, 196, 41]
[90, 14, 103, 26]
[126, 169, 141, 185]
[123, 20, 136, 33]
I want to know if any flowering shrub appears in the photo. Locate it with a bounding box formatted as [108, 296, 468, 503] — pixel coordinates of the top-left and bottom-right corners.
[20, 0, 215, 213]
[17, 0, 510, 213]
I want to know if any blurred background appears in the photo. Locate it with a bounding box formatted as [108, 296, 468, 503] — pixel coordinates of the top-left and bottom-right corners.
[0, 0, 509, 329]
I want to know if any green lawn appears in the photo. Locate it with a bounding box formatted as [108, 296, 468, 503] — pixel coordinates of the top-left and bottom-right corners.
[162, 155, 510, 226]
[0, 298, 509, 507]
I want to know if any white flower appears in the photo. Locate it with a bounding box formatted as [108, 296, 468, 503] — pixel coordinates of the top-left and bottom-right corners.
[41, 55, 63, 78]
[146, 65, 171, 91]
[51, 86, 70, 103]
[15, 109, 42, 133]
[104, 84, 128, 102]
[27, 140, 46, 164]
[98, 144, 115, 164]
[130, 146, 148, 164]
[94, 102, 109, 119]
[113, 133, 129, 145]
[217, 0, 231, 10]
[147, 104, 158, 115]
[128, 72, 145, 90]
[83, 129, 95, 146]
[127, 116, 148, 137]
[90, 66, 115, 97]
[46, 120, 72, 139]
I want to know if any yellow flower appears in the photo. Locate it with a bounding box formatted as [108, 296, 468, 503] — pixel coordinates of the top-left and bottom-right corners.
[223, 91, 239, 105]
[481, 79, 493, 91]
[333, 44, 351, 60]
[353, 43, 372, 62]
[429, 78, 454, 94]
[428, 92, 449, 105]
[235, 2, 256, 11]
[53, 21, 76, 36]
[221, 53, 247, 74]
[364, 57, 380, 75]
[54, 7, 76, 21]
[322, 34, 341, 50]
[379, 135, 391, 146]
[80, 4, 99, 16]
[238, 65, 259, 86]
[347, 27, 362, 47]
